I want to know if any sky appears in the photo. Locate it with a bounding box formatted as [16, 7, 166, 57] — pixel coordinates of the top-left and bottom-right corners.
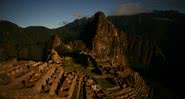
[0, 0, 185, 28]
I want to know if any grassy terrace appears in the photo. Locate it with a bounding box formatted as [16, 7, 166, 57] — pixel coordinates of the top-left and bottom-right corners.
[62, 56, 100, 76]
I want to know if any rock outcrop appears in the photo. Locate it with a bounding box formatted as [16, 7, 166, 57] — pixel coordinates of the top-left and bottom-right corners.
[88, 12, 116, 57]
[47, 35, 62, 63]
[85, 12, 127, 66]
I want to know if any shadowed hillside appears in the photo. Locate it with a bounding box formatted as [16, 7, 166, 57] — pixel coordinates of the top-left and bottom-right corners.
[108, 10, 185, 96]
[0, 21, 52, 61]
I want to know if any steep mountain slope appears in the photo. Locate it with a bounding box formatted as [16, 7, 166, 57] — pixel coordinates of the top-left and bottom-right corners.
[86, 12, 118, 57]
[83, 12, 128, 66]
[109, 11, 185, 95]
[108, 10, 185, 66]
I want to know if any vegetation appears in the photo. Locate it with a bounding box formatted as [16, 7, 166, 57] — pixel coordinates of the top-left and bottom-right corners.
[94, 78, 115, 88]
[62, 56, 99, 76]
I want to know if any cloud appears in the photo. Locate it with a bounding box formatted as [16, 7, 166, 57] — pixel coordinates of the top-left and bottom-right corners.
[110, 2, 151, 15]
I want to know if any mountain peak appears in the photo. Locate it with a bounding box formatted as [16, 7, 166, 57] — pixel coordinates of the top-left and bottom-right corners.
[94, 11, 106, 18]
[85, 11, 123, 62]
[89, 12, 107, 23]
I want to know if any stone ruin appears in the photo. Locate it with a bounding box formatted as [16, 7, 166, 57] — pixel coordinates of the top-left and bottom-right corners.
[0, 12, 152, 99]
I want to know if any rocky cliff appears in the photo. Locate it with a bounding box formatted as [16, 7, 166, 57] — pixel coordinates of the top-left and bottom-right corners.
[85, 12, 127, 66]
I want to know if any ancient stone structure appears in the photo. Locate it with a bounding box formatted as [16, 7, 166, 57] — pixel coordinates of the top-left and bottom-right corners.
[0, 60, 151, 99]
[0, 12, 152, 99]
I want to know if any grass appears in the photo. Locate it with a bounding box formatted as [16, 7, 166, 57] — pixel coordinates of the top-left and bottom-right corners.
[62, 56, 100, 76]
[93, 78, 115, 89]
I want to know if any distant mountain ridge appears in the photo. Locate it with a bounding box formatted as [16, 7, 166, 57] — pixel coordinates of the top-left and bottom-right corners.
[1, 10, 185, 64]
